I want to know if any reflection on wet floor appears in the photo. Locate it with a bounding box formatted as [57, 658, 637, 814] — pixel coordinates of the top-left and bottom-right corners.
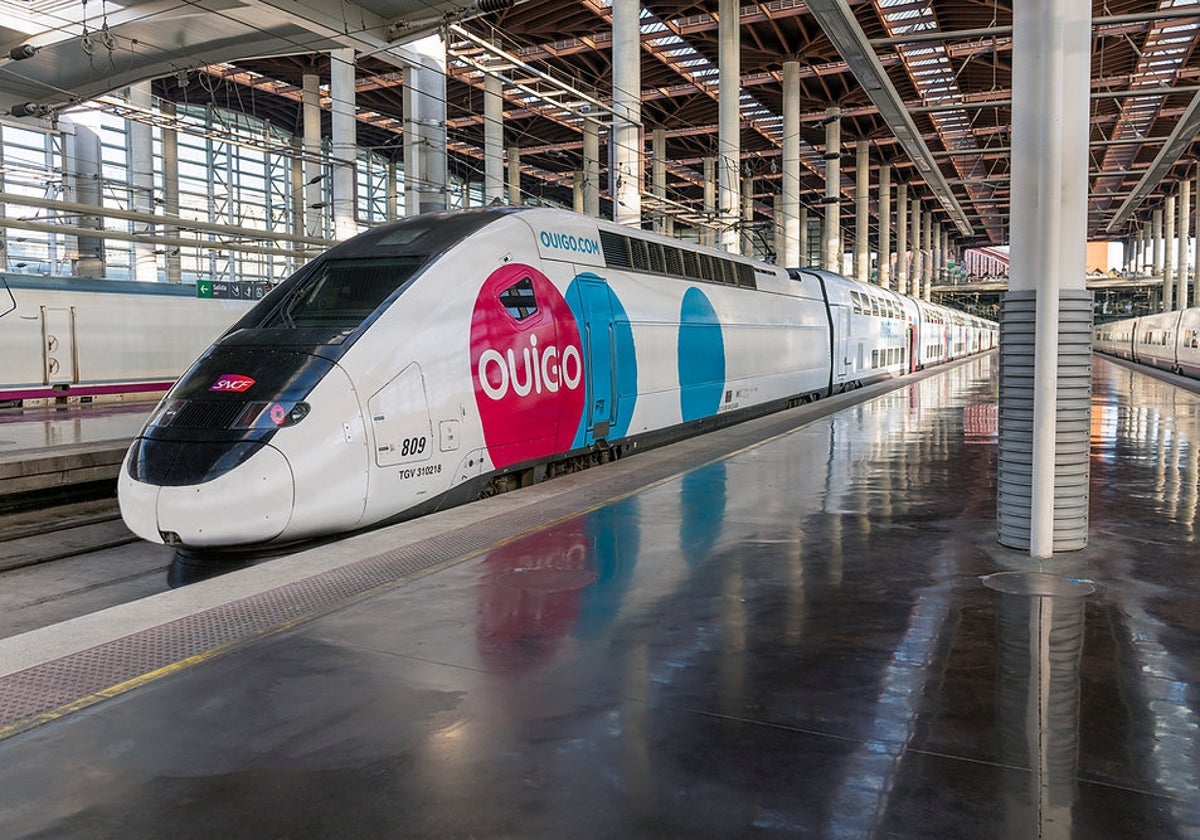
[0, 355, 1197, 837]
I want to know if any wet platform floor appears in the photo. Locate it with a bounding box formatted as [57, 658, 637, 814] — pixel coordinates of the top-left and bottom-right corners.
[0, 355, 1198, 838]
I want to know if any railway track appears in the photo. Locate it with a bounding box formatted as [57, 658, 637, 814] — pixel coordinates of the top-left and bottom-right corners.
[0, 498, 174, 639]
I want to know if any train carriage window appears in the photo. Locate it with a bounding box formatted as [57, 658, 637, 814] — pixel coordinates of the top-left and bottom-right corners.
[498, 277, 538, 321]
[629, 237, 650, 271]
[683, 249, 700, 278]
[851, 293, 863, 314]
[698, 253, 716, 283]
[648, 241, 666, 274]
[665, 247, 683, 276]
[600, 231, 631, 268]
[871, 298, 880, 317]
[736, 263, 756, 288]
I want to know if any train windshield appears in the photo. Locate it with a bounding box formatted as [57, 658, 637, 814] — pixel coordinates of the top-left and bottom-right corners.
[260, 256, 426, 330]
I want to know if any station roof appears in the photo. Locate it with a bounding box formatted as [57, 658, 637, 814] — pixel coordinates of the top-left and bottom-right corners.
[0, 0, 1197, 249]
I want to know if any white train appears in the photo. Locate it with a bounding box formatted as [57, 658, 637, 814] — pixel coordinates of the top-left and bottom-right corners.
[0, 275, 251, 407]
[117, 207, 996, 551]
[1094, 308, 1200, 376]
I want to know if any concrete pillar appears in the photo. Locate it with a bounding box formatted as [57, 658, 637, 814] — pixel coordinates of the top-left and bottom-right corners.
[878, 164, 891, 289]
[330, 48, 357, 240]
[652, 128, 669, 235]
[910, 199, 921, 297]
[855, 140, 870, 282]
[921, 210, 933, 299]
[612, 0, 641, 226]
[702, 156, 716, 247]
[822, 107, 841, 272]
[781, 60, 801, 267]
[773, 193, 783, 263]
[1178, 177, 1190, 309]
[942, 228, 951, 283]
[483, 72, 504, 205]
[999, 0, 1092, 556]
[302, 72, 324, 238]
[573, 170, 585, 214]
[127, 83, 157, 282]
[1194, 171, 1200, 306]
[896, 181, 908, 296]
[402, 35, 448, 215]
[60, 117, 105, 277]
[1153, 208, 1164, 277]
[719, 0, 741, 251]
[798, 203, 809, 267]
[1143, 221, 1153, 274]
[161, 100, 181, 283]
[742, 175, 755, 257]
[1164, 194, 1176, 311]
[507, 145, 521, 205]
[583, 118, 600, 217]
[387, 161, 400, 219]
[932, 223, 943, 285]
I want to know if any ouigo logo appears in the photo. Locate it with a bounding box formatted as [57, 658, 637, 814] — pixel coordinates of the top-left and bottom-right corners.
[470, 264, 585, 468]
[209, 373, 256, 393]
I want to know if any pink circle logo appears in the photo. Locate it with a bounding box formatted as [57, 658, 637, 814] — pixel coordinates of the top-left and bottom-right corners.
[470, 264, 586, 469]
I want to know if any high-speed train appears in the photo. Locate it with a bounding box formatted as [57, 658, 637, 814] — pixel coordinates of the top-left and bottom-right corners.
[1094, 307, 1200, 376]
[118, 207, 996, 551]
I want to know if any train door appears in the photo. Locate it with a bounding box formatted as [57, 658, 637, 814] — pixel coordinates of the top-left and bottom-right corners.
[908, 323, 918, 373]
[833, 305, 853, 385]
[573, 276, 617, 441]
[40, 305, 77, 387]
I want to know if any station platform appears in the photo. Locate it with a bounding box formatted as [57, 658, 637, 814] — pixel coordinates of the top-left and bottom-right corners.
[0, 401, 151, 503]
[0, 354, 1197, 838]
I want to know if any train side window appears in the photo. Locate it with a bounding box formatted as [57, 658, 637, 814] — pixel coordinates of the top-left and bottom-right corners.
[683, 249, 700, 278]
[629, 237, 650, 272]
[871, 298, 880, 317]
[499, 277, 538, 321]
[666, 247, 683, 276]
[648, 241, 666, 274]
[600, 231, 630, 268]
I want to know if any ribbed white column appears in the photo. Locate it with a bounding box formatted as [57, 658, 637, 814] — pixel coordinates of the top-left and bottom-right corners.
[302, 72, 324, 237]
[895, 181, 908, 295]
[855, 140, 870, 282]
[161, 100, 181, 283]
[781, 60, 801, 267]
[1165, 194, 1176, 311]
[583, 118, 600, 217]
[484, 73, 504, 204]
[330, 48, 357, 240]
[507, 145, 521, 206]
[1000, 0, 1092, 556]
[878, 164, 891, 290]
[822, 108, 841, 271]
[612, 0, 642, 227]
[702, 156, 716, 247]
[718, 0, 741, 252]
[1178, 177, 1190, 309]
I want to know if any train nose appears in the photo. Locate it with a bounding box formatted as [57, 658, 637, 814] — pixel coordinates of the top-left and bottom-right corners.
[122, 443, 296, 547]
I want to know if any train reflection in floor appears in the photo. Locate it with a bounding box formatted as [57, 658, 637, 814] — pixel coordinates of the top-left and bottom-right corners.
[1, 354, 1199, 837]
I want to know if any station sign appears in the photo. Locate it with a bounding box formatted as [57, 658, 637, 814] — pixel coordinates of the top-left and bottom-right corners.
[197, 281, 271, 300]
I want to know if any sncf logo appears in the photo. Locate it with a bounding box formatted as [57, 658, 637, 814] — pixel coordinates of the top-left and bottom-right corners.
[209, 373, 256, 393]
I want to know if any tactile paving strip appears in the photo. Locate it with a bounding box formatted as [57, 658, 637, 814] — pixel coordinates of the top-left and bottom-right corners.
[0, 369, 946, 737]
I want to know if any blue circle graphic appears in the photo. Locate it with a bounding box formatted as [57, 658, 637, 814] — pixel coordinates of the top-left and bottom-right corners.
[678, 287, 725, 422]
[565, 273, 638, 447]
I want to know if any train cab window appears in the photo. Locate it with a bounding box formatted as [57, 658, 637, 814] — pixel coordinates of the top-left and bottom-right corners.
[851, 292, 863, 314]
[498, 277, 538, 321]
[262, 256, 426, 330]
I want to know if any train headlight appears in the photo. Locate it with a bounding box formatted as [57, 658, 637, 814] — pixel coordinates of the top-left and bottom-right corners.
[232, 401, 311, 429]
[148, 398, 186, 428]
